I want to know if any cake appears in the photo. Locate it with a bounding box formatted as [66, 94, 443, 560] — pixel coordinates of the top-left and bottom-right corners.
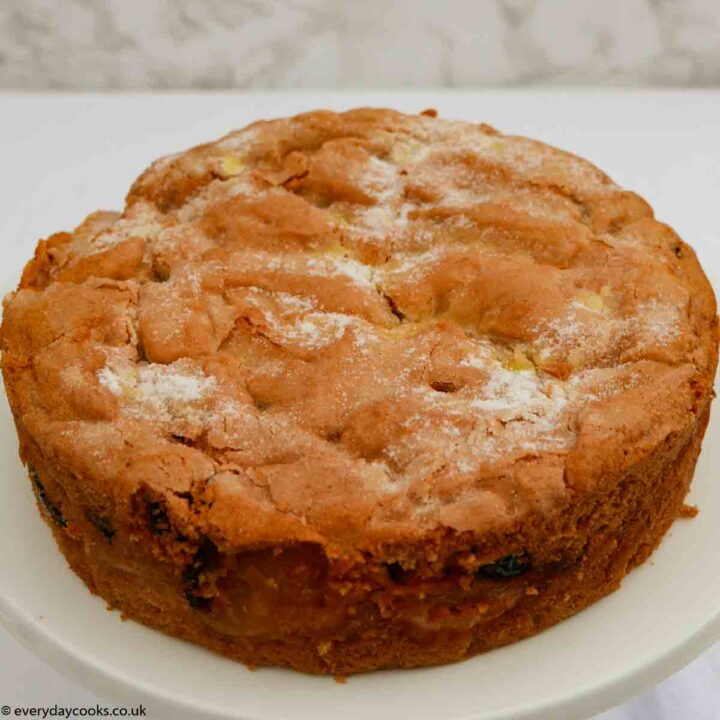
[2, 108, 717, 675]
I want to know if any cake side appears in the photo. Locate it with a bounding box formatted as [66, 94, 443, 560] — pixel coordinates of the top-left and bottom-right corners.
[12, 400, 712, 674]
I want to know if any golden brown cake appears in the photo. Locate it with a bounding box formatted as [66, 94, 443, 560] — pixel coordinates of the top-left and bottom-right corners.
[1, 108, 717, 675]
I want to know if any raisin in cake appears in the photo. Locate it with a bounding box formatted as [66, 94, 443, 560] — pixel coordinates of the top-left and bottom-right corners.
[2, 108, 717, 675]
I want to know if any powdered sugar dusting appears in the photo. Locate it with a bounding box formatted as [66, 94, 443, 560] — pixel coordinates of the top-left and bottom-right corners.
[635, 299, 681, 344]
[385, 247, 444, 277]
[470, 366, 566, 416]
[97, 366, 123, 395]
[325, 255, 375, 288]
[361, 156, 401, 203]
[241, 288, 359, 350]
[216, 125, 260, 152]
[257, 252, 377, 290]
[333, 202, 414, 240]
[534, 311, 612, 364]
[362, 206, 393, 234]
[272, 291, 316, 313]
[90, 201, 163, 252]
[133, 364, 215, 404]
[535, 296, 682, 366]
[459, 340, 496, 369]
[98, 358, 216, 422]
[281, 313, 356, 349]
[175, 173, 259, 223]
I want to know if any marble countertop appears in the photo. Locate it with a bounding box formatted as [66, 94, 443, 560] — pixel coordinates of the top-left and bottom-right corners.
[1, 0, 720, 90]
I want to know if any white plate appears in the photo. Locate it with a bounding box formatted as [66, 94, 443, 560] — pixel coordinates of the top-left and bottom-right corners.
[1, 90, 719, 720]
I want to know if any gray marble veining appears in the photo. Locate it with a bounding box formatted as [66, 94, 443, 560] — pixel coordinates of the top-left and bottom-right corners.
[1, 0, 719, 89]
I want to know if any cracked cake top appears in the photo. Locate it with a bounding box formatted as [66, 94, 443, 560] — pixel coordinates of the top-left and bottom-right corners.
[2, 108, 716, 555]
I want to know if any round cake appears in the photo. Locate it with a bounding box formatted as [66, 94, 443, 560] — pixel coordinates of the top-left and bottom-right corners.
[2, 108, 717, 675]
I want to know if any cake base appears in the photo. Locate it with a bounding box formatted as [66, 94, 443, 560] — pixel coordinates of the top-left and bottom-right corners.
[18, 404, 710, 676]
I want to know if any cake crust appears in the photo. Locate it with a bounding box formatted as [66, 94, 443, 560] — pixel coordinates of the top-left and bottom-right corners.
[2, 108, 717, 674]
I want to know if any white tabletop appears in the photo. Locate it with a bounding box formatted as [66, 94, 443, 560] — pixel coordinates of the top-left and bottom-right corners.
[1, 90, 719, 719]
